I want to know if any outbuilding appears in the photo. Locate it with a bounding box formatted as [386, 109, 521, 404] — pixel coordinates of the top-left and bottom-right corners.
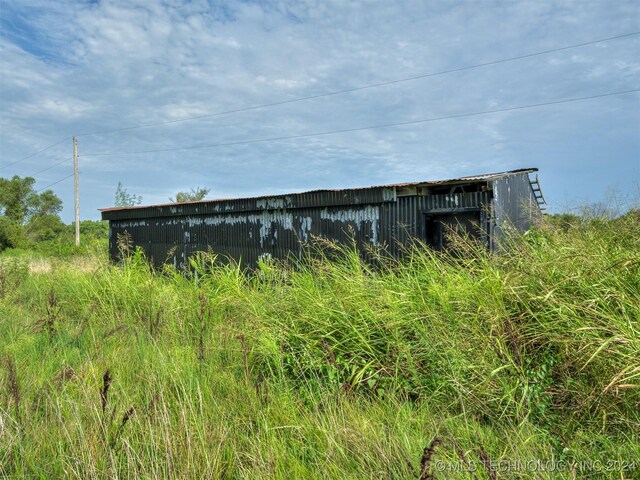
[100, 168, 545, 268]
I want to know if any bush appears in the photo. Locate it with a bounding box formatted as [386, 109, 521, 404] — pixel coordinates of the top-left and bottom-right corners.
[25, 214, 67, 243]
[0, 216, 27, 251]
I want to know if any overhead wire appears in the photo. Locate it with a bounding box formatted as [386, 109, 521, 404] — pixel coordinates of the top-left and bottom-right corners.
[1, 137, 69, 170]
[74, 31, 640, 137]
[81, 88, 640, 157]
[28, 158, 71, 177]
[36, 173, 75, 193]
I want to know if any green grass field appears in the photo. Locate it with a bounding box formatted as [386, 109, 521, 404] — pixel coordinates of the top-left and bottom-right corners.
[1, 213, 638, 479]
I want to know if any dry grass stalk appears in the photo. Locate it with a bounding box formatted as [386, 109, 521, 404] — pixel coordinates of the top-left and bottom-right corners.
[101, 369, 112, 415]
[503, 316, 522, 367]
[478, 447, 496, 480]
[103, 324, 127, 339]
[150, 306, 163, 338]
[320, 339, 337, 367]
[236, 334, 250, 385]
[255, 372, 269, 405]
[5, 357, 20, 423]
[38, 287, 61, 338]
[53, 367, 78, 385]
[110, 406, 136, 448]
[146, 393, 159, 418]
[448, 435, 478, 479]
[0, 263, 5, 299]
[418, 437, 442, 480]
[120, 406, 135, 427]
[198, 293, 206, 362]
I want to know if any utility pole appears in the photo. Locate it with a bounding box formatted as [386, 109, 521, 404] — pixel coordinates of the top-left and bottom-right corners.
[73, 136, 79, 247]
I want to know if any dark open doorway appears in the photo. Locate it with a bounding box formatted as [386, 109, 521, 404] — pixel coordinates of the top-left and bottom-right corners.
[424, 211, 481, 251]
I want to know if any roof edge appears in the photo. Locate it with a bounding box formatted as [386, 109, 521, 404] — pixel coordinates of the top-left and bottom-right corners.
[99, 167, 538, 213]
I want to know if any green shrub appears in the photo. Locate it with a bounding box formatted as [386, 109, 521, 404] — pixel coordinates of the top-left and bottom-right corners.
[0, 216, 27, 251]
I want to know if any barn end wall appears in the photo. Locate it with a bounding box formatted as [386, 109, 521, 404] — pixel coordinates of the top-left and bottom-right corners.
[490, 173, 540, 248]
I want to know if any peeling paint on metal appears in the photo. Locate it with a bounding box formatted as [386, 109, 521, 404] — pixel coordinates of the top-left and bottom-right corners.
[117, 220, 149, 228]
[382, 188, 396, 202]
[197, 211, 295, 248]
[256, 197, 291, 209]
[320, 205, 380, 244]
[299, 216, 312, 242]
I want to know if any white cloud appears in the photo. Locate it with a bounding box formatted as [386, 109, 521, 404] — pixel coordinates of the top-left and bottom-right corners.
[0, 0, 638, 221]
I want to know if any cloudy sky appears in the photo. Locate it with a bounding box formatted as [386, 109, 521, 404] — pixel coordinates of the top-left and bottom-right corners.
[1, 0, 639, 222]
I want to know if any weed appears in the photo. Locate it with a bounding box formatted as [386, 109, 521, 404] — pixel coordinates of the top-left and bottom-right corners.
[116, 232, 133, 260]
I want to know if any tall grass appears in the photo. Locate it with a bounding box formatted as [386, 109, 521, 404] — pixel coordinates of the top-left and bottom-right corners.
[0, 213, 638, 478]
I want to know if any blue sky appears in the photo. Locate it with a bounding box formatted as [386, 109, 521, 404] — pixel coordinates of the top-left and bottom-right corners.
[0, 0, 639, 223]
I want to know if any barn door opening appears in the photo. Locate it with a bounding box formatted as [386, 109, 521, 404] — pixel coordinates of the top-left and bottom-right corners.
[424, 211, 481, 251]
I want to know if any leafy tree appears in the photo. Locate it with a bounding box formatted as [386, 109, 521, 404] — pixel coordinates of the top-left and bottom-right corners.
[170, 187, 210, 203]
[0, 175, 65, 251]
[115, 181, 142, 207]
[79, 220, 109, 239]
[33, 190, 63, 217]
[24, 214, 66, 243]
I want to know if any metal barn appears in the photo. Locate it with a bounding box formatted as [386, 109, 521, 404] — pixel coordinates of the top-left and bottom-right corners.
[100, 168, 545, 268]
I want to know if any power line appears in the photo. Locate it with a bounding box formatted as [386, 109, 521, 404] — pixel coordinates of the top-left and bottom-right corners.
[1, 137, 69, 170]
[82, 88, 640, 157]
[75, 31, 640, 137]
[36, 173, 75, 193]
[29, 158, 71, 177]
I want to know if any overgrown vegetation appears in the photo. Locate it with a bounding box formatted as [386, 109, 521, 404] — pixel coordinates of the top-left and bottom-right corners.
[169, 186, 211, 203]
[0, 212, 638, 478]
[0, 175, 108, 255]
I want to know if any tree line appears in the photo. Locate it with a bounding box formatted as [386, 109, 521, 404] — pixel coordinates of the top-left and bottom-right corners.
[1, 176, 210, 252]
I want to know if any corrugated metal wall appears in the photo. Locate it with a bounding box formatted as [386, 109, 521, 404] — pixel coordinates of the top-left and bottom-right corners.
[104, 172, 544, 268]
[107, 189, 494, 269]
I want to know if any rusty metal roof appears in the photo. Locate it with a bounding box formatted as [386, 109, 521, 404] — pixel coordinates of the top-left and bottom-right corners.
[100, 167, 537, 214]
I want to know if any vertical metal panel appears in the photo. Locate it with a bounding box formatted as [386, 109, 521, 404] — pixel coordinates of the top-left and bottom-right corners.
[491, 173, 540, 247]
